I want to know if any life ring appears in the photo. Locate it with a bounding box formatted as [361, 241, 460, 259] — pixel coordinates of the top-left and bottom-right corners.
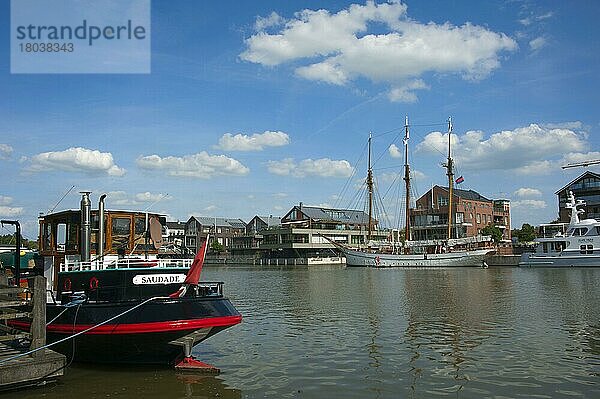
[375, 256, 381, 266]
[89, 277, 99, 290]
[63, 278, 72, 291]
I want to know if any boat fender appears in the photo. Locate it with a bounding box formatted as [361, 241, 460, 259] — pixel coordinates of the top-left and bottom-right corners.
[89, 276, 99, 290]
[63, 278, 72, 291]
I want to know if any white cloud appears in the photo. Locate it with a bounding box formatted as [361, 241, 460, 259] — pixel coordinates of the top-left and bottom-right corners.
[519, 11, 554, 26]
[389, 144, 402, 158]
[255, 11, 285, 31]
[273, 192, 288, 198]
[388, 79, 429, 103]
[529, 36, 546, 51]
[0, 195, 23, 217]
[135, 192, 167, 203]
[0, 144, 13, 160]
[203, 205, 218, 213]
[514, 188, 542, 198]
[542, 121, 583, 130]
[27, 147, 125, 176]
[242, 2, 516, 102]
[0, 195, 13, 206]
[136, 152, 249, 179]
[416, 123, 587, 175]
[106, 191, 135, 206]
[512, 199, 547, 209]
[216, 131, 290, 151]
[0, 206, 24, 217]
[267, 157, 353, 178]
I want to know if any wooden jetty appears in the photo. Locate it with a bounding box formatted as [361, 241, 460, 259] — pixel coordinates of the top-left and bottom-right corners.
[0, 274, 66, 391]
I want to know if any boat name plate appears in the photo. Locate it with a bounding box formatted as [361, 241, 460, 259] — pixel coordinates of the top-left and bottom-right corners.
[132, 274, 187, 285]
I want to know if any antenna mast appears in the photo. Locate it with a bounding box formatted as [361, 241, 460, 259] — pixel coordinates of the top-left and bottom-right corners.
[403, 116, 411, 248]
[367, 132, 374, 242]
[446, 117, 454, 240]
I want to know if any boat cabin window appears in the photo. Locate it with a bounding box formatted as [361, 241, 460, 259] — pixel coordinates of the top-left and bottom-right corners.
[580, 245, 594, 255]
[41, 223, 51, 251]
[111, 217, 131, 252]
[570, 228, 589, 237]
[552, 241, 566, 252]
[543, 243, 548, 253]
[134, 216, 153, 251]
[56, 223, 67, 252]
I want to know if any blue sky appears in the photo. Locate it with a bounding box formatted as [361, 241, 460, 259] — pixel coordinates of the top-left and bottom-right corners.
[1, 0, 599, 239]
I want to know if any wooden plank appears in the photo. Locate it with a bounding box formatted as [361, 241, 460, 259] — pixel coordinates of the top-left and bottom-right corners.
[0, 301, 29, 308]
[0, 312, 30, 320]
[0, 286, 28, 295]
[0, 334, 29, 342]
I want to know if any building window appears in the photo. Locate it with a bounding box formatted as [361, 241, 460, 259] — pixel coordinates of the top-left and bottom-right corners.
[456, 212, 464, 224]
[476, 214, 481, 224]
[437, 195, 448, 207]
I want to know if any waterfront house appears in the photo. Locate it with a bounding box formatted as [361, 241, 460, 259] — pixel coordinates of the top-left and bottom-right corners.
[410, 186, 511, 241]
[185, 216, 246, 254]
[258, 203, 387, 259]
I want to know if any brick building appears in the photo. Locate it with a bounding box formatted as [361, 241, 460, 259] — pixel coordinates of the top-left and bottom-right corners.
[410, 185, 511, 241]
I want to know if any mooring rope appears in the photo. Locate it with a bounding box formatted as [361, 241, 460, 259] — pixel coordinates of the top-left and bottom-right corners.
[0, 295, 170, 364]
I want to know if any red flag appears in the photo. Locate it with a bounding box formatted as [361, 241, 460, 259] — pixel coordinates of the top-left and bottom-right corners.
[184, 237, 208, 285]
[170, 235, 209, 298]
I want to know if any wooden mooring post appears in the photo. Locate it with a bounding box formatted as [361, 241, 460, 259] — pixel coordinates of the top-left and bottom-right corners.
[0, 274, 66, 391]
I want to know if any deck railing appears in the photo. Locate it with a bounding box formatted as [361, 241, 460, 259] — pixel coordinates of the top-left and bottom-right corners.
[60, 258, 194, 272]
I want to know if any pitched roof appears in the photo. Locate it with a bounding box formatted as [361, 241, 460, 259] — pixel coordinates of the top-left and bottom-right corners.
[165, 221, 185, 229]
[189, 216, 246, 229]
[554, 171, 600, 195]
[288, 205, 373, 224]
[255, 215, 281, 227]
[434, 186, 491, 202]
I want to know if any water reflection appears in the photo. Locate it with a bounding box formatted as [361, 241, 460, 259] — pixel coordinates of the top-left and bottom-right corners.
[401, 268, 513, 396]
[4, 365, 240, 399]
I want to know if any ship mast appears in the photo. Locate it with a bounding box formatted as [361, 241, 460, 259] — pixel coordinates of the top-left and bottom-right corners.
[367, 132, 374, 242]
[403, 116, 411, 248]
[446, 117, 454, 240]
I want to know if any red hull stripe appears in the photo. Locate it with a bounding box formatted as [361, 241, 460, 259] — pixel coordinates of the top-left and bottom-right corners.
[10, 315, 242, 335]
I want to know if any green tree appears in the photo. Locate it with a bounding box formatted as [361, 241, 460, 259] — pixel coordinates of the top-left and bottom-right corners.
[516, 223, 537, 243]
[0, 234, 38, 250]
[481, 224, 503, 243]
[210, 240, 224, 253]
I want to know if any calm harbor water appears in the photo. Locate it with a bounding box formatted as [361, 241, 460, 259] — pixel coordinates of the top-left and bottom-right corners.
[7, 266, 600, 398]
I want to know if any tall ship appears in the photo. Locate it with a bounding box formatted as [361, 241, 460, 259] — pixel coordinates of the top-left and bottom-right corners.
[332, 117, 492, 267]
[9, 192, 241, 366]
[519, 191, 600, 267]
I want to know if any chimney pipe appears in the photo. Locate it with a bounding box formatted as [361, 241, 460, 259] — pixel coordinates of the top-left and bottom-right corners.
[80, 191, 92, 262]
[98, 194, 107, 259]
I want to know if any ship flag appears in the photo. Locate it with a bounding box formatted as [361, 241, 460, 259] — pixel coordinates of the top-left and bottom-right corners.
[169, 235, 209, 298]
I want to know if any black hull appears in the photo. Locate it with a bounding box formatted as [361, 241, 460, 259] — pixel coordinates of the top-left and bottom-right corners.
[12, 296, 241, 365]
[47, 325, 233, 364]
